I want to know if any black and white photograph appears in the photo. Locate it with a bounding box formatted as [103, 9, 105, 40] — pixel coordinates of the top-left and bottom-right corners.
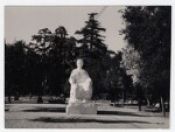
[4, 5, 171, 129]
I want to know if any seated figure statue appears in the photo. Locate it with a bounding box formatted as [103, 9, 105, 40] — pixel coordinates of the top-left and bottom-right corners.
[69, 58, 92, 103]
[66, 58, 97, 114]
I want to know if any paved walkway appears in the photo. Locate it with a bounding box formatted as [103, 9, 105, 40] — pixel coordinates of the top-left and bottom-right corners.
[5, 104, 169, 128]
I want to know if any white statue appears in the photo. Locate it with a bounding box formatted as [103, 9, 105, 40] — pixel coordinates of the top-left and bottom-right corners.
[66, 58, 97, 114]
[68, 58, 92, 104]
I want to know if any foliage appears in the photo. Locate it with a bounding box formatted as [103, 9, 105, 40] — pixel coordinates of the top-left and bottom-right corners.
[75, 13, 109, 98]
[5, 13, 133, 103]
[5, 41, 27, 97]
[121, 6, 171, 104]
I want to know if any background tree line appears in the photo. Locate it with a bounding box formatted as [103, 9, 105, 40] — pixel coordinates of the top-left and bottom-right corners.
[5, 13, 133, 104]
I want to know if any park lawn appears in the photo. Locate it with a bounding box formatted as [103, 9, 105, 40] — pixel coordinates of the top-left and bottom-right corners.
[5, 103, 169, 128]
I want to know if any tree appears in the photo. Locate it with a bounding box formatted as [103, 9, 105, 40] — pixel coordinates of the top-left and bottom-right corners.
[75, 13, 106, 52]
[28, 28, 53, 103]
[122, 46, 144, 109]
[121, 6, 171, 116]
[5, 41, 27, 102]
[47, 27, 76, 97]
[75, 13, 109, 98]
[24, 47, 41, 97]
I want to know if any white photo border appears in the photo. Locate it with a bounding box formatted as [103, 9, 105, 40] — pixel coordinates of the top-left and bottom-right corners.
[1, 0, 174, 132]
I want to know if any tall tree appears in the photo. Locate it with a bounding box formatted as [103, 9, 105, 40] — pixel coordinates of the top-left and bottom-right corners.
[28, 28, 53, 103]
[75, 13, 107, 55]
[121, 6, 171, 115]
[75, 13, 109, 98]
[47, 26, 76, 97]
[5, 41, 26, 102]
[122, 46, 144, 109]
[27, 26, 77, 100]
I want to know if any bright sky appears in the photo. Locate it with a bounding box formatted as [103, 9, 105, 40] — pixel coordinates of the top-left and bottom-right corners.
[5, 6, 127, 52]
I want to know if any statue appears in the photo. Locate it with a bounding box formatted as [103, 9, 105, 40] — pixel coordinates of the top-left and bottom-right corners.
[69, 59, 92, 103]
[66, 58, 97, 114]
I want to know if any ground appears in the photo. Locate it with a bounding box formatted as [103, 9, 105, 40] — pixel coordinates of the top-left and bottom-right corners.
[5, 103, 169, 128]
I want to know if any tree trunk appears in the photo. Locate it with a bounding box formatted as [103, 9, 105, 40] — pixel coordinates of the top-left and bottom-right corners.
[8, 96, 11, 103]
[160, 96, 166, 117]
[146, 97, 151, 107]
[14, 96, 19, 101]
[123, 89, 126, 103]
[138, 98, 142, 111]
[136, 83, 142, 111]
[37, 96, 43, 103]
[14, 92, 20, 101]
[122, 91, 125, 105]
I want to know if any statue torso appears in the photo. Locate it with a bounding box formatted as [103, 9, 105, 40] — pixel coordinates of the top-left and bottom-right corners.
[70, 69, 89, 84]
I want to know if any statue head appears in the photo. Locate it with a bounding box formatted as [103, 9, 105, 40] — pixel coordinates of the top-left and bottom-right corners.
[76, 58, 84, 69]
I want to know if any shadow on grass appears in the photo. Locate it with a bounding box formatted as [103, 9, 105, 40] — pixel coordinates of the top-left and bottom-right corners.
[97, 110, 151, 117]
[23, 107, 65, 112]
[30, 117, 151, 124]
[5, 109, 9, 112]
[23, 107, 151, 117]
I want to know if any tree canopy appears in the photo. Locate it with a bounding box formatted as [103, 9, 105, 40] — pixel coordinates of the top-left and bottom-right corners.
[121, 6, 171, 113]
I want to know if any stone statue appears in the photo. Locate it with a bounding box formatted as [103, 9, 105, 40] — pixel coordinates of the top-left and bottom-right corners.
[66, 58, 97, 114]
[69, 59, 92, 103]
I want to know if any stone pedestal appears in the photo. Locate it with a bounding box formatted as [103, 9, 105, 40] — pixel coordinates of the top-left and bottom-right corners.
[66, 103, 97, 114]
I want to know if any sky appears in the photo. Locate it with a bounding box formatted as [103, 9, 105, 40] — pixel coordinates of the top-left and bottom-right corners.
[5, 6, 127, 52]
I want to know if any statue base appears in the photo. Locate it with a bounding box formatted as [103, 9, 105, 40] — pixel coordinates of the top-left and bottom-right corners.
[66, 103, 97, 114]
